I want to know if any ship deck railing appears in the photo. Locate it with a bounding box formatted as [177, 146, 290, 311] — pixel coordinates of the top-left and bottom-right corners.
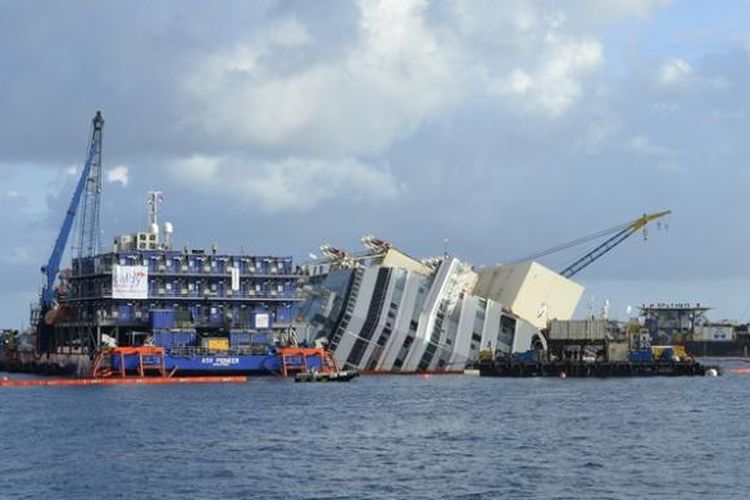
[69, 269, 301, 279]
[62, 293, 300, 302]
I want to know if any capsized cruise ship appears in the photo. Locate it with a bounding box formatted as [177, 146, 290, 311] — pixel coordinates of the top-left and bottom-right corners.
[295, 236, 584, 373]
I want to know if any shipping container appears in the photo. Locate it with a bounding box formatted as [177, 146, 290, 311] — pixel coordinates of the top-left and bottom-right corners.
[628, 349, 652, 362]
[695, 324, 735, 342]
[201, 337, 229, 351]
[153, 331, 197, 347]
[607, 342, 630, 362]
[510, 350, 536, 363]
[251, 333, 270, 345]
[118, 305, 134, 323]
[548, 319, 608, 341]
[149, 309, 176, 330]
[229, 331, 251, 346]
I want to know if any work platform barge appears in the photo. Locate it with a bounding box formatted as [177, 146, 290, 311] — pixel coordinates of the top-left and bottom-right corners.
[477, 318, 721, 378]
[0, 112, 349, 378]
[28, 192, 303, 375]
[30, 210, 305, 375]
[478, 358, 717, 377]
[50, 247, 299, 353]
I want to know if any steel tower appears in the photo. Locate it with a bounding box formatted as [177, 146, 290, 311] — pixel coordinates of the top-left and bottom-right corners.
[74, 111, 104, 258]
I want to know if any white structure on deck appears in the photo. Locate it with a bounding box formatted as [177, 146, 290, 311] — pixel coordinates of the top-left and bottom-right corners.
[473, 261, 584, 329]
[297, 239, 584, 372]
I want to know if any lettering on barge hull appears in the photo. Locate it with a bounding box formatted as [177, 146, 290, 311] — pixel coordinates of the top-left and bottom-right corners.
[200, 357, 241, 367]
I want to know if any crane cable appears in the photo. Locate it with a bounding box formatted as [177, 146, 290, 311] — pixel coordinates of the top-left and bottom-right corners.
[505, 220, 631, 264]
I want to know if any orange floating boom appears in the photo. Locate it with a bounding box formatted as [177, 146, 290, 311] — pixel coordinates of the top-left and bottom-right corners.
[0, 376, 247, 388]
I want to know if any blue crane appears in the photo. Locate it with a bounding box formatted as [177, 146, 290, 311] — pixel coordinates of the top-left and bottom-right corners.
[74, 111, 104, 259]
[40, 111, 104, 308]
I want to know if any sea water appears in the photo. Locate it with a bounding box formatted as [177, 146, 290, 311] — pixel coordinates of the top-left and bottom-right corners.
[1, 360, 748, 499]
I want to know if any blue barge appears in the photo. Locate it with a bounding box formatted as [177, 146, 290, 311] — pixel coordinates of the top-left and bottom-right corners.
[109, 342, 327, 376]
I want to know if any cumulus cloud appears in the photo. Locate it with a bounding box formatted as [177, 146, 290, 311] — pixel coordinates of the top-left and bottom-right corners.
[2, 0, 749, 325]
[170, 155, 404, 213]
[488, 32, 602, 117]
[185, 0, 460, 157]
[106, 165, 129, 186]
[658, 57, 692, 85]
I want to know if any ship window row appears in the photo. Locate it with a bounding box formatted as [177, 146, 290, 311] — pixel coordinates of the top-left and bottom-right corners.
[346, 270, 390, 367]
[67, 278, 295, 300]
[62, 302, 293, 327]
[418, 343, 438, 371]
[71, 254, 295, 276]
[326, 271, 361, 350]
[376, 327, 392, 347]
[392, 340, 411, 370]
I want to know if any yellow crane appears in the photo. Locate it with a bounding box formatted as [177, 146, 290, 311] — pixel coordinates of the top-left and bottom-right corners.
[560, 211, 671, 278]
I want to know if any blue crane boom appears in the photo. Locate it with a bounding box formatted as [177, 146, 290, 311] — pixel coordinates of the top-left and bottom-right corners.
[559, 210, 671, 279]
[40, 111, 104, 307]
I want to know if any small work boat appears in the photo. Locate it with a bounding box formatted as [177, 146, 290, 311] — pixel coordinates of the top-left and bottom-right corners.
[294, 369, 359, 383]
[290, 349, 359, 383]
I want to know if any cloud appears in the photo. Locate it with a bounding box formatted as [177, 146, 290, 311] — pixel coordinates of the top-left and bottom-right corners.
[184, 1, 461, 157]
[489, 35, 602, 117]
[627, 135, 675, 156]
[658, 57, 692, 85]
[106, 165, 129, 186]
[170, 155, 405, 213]
[0, 0, 748, 325]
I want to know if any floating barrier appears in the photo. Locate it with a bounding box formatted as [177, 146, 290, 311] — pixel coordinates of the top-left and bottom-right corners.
[0, 376, 247, 388]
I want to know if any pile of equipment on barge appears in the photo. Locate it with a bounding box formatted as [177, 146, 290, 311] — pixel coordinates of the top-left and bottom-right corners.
[476, 318, 721, 378]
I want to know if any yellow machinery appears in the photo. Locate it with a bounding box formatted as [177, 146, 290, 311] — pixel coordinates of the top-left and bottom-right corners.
[651, 345, 692, 362]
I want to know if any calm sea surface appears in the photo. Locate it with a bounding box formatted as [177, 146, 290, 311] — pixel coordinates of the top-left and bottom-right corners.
[1, 360, 748, 499]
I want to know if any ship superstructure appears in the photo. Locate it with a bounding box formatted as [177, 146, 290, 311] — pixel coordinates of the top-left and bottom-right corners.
[296, 238, 584, 372]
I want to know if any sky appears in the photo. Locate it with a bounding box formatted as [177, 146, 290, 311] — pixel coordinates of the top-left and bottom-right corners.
[1, 0, 750, 328]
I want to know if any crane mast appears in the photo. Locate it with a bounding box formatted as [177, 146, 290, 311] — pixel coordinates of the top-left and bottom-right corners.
[74, 112, 104, 258]
[37, 112, 104, 352]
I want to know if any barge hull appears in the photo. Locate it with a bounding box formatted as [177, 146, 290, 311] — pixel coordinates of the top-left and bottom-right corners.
[111, 351, 325, 376]
[479, 360, 718, 377]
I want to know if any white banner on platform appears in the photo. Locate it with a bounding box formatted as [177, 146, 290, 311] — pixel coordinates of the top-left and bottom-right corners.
[112, 265, 148, 299]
